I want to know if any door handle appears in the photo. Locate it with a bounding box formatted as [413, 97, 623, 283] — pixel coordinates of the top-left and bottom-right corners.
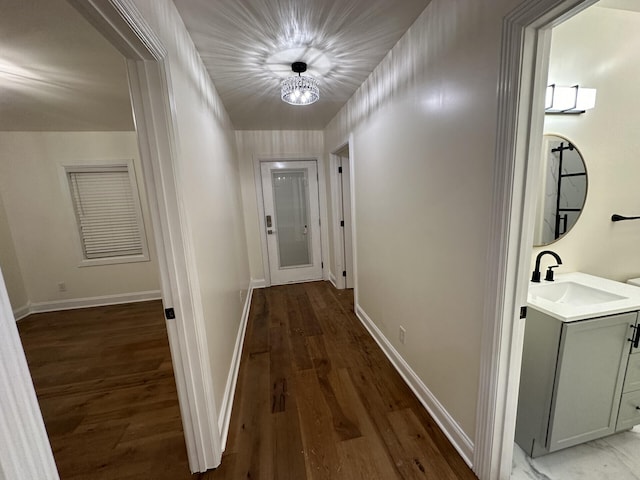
[629, 324, 640, 349]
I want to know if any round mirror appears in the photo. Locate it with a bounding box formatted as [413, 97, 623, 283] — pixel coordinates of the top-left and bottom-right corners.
[533, 135, 588, 246]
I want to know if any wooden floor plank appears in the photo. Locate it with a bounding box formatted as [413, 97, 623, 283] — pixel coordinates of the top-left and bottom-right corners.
[387, 408, 461, 480]
[20, 283, 477, 479]
[18, 300, 194, 480]
[229, 352, 273, 480]
[205, 281, 476, 479]
[294, 369, 346, 480]
[337, 436, 399, 480]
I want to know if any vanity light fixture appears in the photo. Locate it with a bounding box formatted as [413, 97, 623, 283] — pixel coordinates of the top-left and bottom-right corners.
[545, 84, 596, 114]
[281, 62, 319, 106]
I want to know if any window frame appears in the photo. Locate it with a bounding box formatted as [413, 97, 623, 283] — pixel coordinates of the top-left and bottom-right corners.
[65, 161, 150, 267]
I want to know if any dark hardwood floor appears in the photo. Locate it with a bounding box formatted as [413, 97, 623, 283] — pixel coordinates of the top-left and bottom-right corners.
[18, 284, 477, 479]
[18, 300, 194, 480]
[203, 282, 477, 480]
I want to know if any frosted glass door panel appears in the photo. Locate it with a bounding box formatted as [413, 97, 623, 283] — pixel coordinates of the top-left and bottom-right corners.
[272, 170, 311, 268]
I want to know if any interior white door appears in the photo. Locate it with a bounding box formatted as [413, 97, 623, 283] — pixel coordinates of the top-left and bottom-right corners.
[261, 161, 323, 285]
[339, 155, 354, 289]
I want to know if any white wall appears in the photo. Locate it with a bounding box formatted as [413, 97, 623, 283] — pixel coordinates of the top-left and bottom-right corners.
[0, 131, 160, 312]
[131, 0, 251, 414]
[0, 192, 27, 312]
[324, 0, 522, 441]
[235, 130, 324, 283]
[533, 6, 640, 282]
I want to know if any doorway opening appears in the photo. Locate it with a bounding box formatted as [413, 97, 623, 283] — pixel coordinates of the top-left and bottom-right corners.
[510, 1, 640, 478]
[331, 144, 354, 290]
[1, 0, 223, 476]
[476, 0, 640, 479]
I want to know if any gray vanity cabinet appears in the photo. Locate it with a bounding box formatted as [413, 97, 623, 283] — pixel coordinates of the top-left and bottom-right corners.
[515, 308, 638, 457]
[617, 343, 640, 430]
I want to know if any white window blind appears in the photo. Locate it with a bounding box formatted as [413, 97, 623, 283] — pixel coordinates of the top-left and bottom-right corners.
[67, 165, 147, 262]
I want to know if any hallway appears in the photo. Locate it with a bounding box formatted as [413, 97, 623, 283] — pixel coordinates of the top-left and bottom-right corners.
[204, 282, 476, 479]
[19, 284, 477, 479]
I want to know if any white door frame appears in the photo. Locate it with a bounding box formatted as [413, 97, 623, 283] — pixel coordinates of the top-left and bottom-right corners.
[0, 272, 59, 478]
[1, 0, 223, 475]
[260, 160, 323, 285]
[253, 155, 330, 287]
[474, 1, 598, 479]
[330, 140, 354, 290]
[43, 0, 221, 473]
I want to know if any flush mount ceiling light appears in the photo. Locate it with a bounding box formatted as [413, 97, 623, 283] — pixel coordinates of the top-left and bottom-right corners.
[545, 84, 596, 114]
[281, 61, 319, 106]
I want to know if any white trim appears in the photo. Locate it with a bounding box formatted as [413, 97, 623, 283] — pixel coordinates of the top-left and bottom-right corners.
[329, 149, 346, 290]
[355, 303, 474, 466]
[0, 270, 59, 479]
[67, 0, 166, 61]
[127, 59, 211, 471]
[475, 1, 598, 479]
[218, 283, 255, 450]
[23, 290, 161, 315]
[347, 134, 358, 307]
[13, 304, 30, 322]
[253, 156, 272, 287]
[328, 272, 338, 289]
[317, 155, 331, 282]
[128, 57, 221, 471]
[250, 278, 267, 289]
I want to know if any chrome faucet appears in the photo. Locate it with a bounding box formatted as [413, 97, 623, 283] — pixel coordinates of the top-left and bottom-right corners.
[532, 250, 562, 282]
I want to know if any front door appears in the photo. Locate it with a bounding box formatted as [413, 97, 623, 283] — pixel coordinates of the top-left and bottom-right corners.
[260, 161, 323, 285]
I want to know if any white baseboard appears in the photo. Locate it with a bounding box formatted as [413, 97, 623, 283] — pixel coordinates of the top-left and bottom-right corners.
[218, 282, 254, 450]
[250, 278, 267, 289]
[24, 290, 162, 316]
[329, 272, 338, 289]
[12, 304, 30, 322]
[355, 304, 474, 467]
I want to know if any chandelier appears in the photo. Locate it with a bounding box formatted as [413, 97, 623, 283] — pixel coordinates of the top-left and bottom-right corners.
[281, 62, 319, 106]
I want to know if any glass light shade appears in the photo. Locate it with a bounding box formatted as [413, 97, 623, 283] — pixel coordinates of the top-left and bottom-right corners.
[550, 85, 578, 112]
[545, 85, 554, 110]
[281, 75, 319, 105]
[545, 84, 596, 113]
[575, 88, 596, 111]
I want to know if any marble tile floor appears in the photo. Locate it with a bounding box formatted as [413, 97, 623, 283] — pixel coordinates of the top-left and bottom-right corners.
[512, 426, 640, 480]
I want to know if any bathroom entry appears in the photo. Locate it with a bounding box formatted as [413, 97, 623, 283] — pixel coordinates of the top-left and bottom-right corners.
[260, 160, 323, 285]
[505, 0, 640, 478]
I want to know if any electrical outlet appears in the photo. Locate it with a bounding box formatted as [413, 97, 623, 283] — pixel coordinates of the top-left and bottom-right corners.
[399, 326, 406, 344]
[58, 282, 66, 292]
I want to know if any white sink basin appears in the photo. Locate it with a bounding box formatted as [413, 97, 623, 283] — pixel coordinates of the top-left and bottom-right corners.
[529, 281, 627, 307]
[527, 272, 640, 322]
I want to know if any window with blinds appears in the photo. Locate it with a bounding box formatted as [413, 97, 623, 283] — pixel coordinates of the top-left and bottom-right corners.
[67, 164, 149, 265]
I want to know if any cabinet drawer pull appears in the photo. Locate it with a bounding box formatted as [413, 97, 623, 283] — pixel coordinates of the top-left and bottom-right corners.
[629, 324, 640, 349]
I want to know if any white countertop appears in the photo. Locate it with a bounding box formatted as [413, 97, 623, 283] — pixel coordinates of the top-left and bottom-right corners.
[527, 272, 640, 322]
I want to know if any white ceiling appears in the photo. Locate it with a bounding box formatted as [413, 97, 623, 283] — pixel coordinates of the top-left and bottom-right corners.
[172, 0, 432, 130]
[598, 0, 640, 12]
[0, 0, 133, 131]
[1, 0, 431, 132]
[2, 0, 639, 133]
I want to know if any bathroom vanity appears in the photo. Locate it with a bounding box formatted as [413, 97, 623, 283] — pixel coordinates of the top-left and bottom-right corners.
[515, 273, 640, 457]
